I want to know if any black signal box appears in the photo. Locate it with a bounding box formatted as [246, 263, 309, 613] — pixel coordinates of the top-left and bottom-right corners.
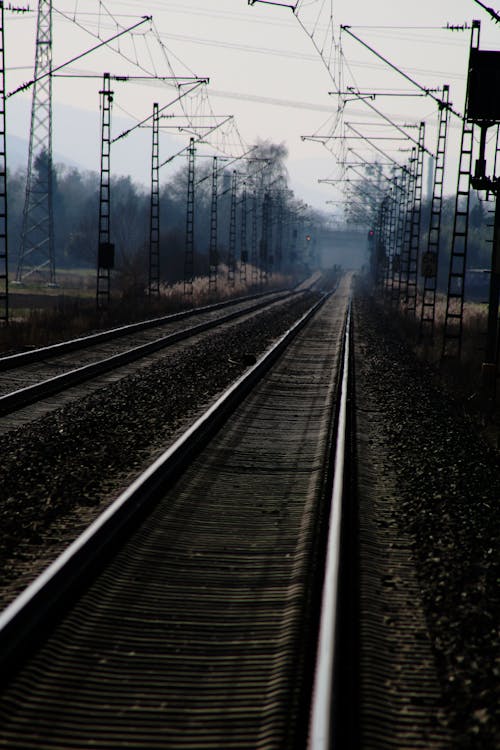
[466, 49, 500, 123]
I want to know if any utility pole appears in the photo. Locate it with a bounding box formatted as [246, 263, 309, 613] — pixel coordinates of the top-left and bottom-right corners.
[240, 179, 248, 284]
[149, 102, 160, 298]
[400, 147, 417, 302]
[209, 156, 218, 295]
[16, 0, 55, 286]
[184, 137, 195, 299]
[260, 191, 271, 286]
[275, 191, 283, 272]
[406, 122, 425, 316]
[383, 181, 397, 300]
[442, 23, 479, 360]
[391, 167, 408, 306]
[227, 170, 237, 287]
[96, 72, 114, 308]
[0, 1, 7, 323]
[420, 85, 451, 338]
[251, 188, 258, 286]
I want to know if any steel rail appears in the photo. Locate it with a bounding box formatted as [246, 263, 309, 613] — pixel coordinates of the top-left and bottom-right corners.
[0, 292, 329, 678]
[308, 300, 352, 750]
[0, 289, 287, 372]
[0, 291, 300, 416]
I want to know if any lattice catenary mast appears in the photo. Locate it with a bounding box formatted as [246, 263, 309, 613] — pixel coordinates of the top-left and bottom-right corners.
[227, 170, 237, 287]
[240, 180, 247, 284]
[96, 72, 114, 308]
[0, 1, 8, 323]
[149, 102, 160, 297]
[16, 0, 55, 286]
[184, 137, 195, 298]
[209, 156, 218, 294]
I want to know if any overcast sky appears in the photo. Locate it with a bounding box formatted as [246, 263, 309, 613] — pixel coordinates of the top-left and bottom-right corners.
[7, 0, 500, 213]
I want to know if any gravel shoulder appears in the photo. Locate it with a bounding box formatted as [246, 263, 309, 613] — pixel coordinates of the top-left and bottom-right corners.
[354, 288, 499, 749]
[0, 291, 321, 609]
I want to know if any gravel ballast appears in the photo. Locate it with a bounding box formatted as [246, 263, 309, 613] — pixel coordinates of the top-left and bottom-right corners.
[0, 291, 321, 608]
[355, 290, 499, 748]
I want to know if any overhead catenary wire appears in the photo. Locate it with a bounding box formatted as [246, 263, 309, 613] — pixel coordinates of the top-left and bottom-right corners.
[340, 25, 464, 119]
[7, 14, 152, 98]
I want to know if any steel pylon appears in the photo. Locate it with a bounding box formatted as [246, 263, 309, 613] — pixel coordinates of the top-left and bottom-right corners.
[16, 0, 55, 286]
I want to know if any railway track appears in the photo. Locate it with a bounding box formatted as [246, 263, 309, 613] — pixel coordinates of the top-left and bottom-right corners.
[0, 288, 306, 429]
[0, 276, 353, 748]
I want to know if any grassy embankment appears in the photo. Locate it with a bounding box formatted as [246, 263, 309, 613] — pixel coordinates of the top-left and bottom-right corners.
[1, 265, 295, 353]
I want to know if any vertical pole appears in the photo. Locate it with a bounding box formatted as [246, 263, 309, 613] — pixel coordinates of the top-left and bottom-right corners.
[482, 190, 500, 397]
[392, 167, 407, 306]
[419, 86, 450, 338]
[275, 191, 283, 272]
[251, 188, 258, 286]
[442, 22, 479, 359]
[148, 102, 160, 298]
[184, 137, 195, 299]
[290, 215, 298, 270]
[267, 192, 273, 276]
[16, 0, 55, 286]
[260, 191, 270, 286]
[209, 156, 218, 295]
[374, 198, 387, 289]
[96, 72, 114, 309]
[406, 121, 425, 316]
[400, 147, 417, 302]
[227, 170, 237, 287]
[240, 180, 247, 285]
[0, 1, 8, 324]
[384, 183, 397, 300]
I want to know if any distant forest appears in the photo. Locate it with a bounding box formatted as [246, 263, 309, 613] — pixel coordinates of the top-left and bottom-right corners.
[8, 145, 494, 296]
[7, 140, 330, 291]
[345, 166, 494, 296]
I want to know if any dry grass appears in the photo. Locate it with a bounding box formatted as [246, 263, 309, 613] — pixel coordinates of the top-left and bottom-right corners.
[0, 265, 295, 353]
[377, 285, 489, 401]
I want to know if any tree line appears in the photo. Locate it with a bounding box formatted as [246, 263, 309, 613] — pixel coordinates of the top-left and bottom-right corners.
[7, 139, 327, 292]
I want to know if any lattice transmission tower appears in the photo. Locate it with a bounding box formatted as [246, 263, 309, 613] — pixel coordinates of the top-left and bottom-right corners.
[16, 0, 56, 286]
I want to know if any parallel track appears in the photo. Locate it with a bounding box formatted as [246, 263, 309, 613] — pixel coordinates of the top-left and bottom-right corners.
[0, 289, 300, 419]
[0, 279, 352, 749]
